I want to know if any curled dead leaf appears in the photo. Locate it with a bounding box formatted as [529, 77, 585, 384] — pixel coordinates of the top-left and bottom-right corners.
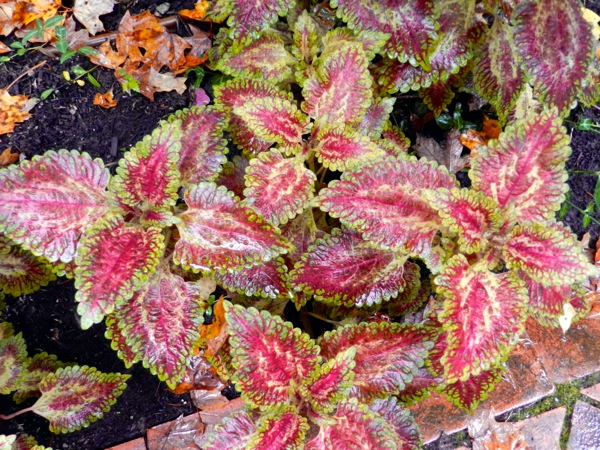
[414, 129, 468, 172]
[179, 0, 210, 21]
[0, 148, 20, 168]
[73, 0, 116, 35]
[11, 0, 60, 28]
[0, 89, 38, 135]
[93, 89, 118, 108]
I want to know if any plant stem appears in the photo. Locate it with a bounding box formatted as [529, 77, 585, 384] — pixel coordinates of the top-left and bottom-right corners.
[0, 406, 34, 421]
[566, 200, 600, 226]
[568, 170, 600, 175]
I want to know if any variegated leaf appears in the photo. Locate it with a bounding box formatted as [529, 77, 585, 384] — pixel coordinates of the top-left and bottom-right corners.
[292, 10, 321, 65]
[214, 79, 294, 155]
[380, 121, 411, 156]
[0, 332, 28, 394]
[420, 76, 459, 117]
[443, 367, 503, 411]
[214, 31, 295, 83]
[289, 228, 411, 307]
[383, 263, 427, 317]
[356, 97, 396, 138]
[469, 110, 570, 222]
[435, 255, 528, 382]
[319, 321, 432, 400]
[207, 0, 292, 35]
[110, 121, 181, 213]
[104, 314, 141, 368]
[167, 106, 228, 185]
[0, 237, 56, 297]
[215, 257, 289, 299]
[321, 27, 389, 62]
[513, 0, 594, 114]
[10, 433, 52, 450]
[472, 17, 524, 124]
[426, 188, 504, 254]
[313, 126, 386, 171]
[234, 98, 310, 154]
[304, 347, 356, 414]
[249, 408, 309, 450]
[74, 216, 164, 329]
[13, 352, 66, 404]
[243, 151, 315, 227]
[305, 399, 398, 449]
[201, 409, 256, 450]
[369, 397, 422, 449]
[225, 303, 321, 407]
[316, 156, 457, 262]
[302, 42, 372, 126]
[113, 265, 207, 388]
[280, 208, 320, 264]
[174, 183, 291, 273]
[0, 150, 111, 262]
[32, 366, 129, 433]
[503, 222, 595, 287]
[331, 0, 438, 69]
[0, 322, 14, 340]
[397, 365, 440, 405]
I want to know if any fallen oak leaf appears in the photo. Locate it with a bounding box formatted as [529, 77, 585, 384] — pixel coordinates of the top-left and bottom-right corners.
[0, 148, 20, 167]
[93, 89, 118, 108]
[73, 0, 116, 35]
[0, 2, 17, 36]
[11, 0, 60, 28]
[414, 129, 468, 172]
[0, 90, 38, 135]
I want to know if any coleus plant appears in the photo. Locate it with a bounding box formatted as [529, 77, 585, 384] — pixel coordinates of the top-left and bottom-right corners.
[0, 0, 598, 446]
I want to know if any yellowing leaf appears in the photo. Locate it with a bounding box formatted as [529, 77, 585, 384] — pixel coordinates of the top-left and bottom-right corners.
[0, 89, 38, 135]
[73, 0, 116, 35]
[179, 0, 210, 21]
[11, 0, 60, 27]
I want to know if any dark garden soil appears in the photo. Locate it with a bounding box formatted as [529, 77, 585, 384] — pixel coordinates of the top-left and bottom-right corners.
[1, 2, 600, 449]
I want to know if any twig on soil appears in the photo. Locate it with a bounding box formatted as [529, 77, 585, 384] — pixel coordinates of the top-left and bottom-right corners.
[2, 61, 47, 91]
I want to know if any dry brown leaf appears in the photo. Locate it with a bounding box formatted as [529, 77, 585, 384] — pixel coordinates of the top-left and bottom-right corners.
[460, 116, 501, 155]
[73, 0, 115, 35]
[11, 0, 60, 28]
[414, 129, 468, 172]
[179, 0, 210, 21]
[0, 89, 38, 135]
[0, 148, 19, 167]
[93, 89, 118, 108]
[0, 41, 10, 54]
[469, 410, 532, 450]
[0, 2, 17, 36]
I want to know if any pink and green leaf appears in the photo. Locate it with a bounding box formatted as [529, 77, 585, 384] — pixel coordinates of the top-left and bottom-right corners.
[225, 303, 321, 407]
[331, 0, 438, 69]
[250, 408, 309, 450]
[503, 222, 595, 287]
[110, 121, 181, 213]
[420, 76, 459, 117]
[167, 106, 228, 185]
[32, 365, 129, 433]
[0, 237, 56, 297]
[174, 183, 291, 273]
[435, 255, 528, 382]
[443, 366, 503, 411]
[11, 433, 52, 450]
[383, 263, 427, 317]
[0, 150, 111, 262]
[0, 332, 28, 395]
[104, 314, 142, 368]
[316, 156, 456, 261]
[74, 215, 164, 329]
[289, 228, 412, 307]
[472, 18, 524, 124]
[302, 42, 372, 126]
[202, 409, 256, 450]
[13, 352, 67, 404]
[292, 10, 321, 65]
[356, 97, 396, 138]
[319, 322, 432, 400]
[380, 121, 411, 156]
[280, 209, 320, 264]
[215, 257, 289, 299]
[313, 126, 387, 172]
[512, 0, 594, 114]
[112, 265, 207, 388]
[242, 150, 315, 226]
[469, 110, 571, 222]
[207, 0, 292, 35]
[427, 188, 504, 254]
[369, 397, 422, 449]
[305, 399, 398, 449]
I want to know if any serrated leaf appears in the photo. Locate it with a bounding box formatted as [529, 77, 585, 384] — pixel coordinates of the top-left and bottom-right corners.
[380, 121, 410, 156]
[0, 237, 56, 297]
[0, 322, 14, 340]
[174, 183, 291, 273]
[280, 208, 320, 264]
[316, 156, 457, 261]
[524, 276, 589, 327]
[214, 31, 295, 84]
[207, 0, 292, 35]
[302, 42, 372, 126]
[292, 10, 321, 64]
[214, 79, 294, 156]
[321, 27, 389, 63]
[435, 255, 528, 382]
[11, 433, 52, 450]
[289, 228, 411, 307]
[420, 76, 459, 117]
[168, 106, 228, 185]
[0, 332, 28, 395]
[503, 222, 594, 287]
[0, 150, 111, 262]
[110, 121, 181, 212]
[513, 0, 594, 114]
[383, 263, 427, 317]
[305, 399, 397, 450]
[356, 97, 396, 138]
[369, 397, 422, 449]
[215, 257, 289, 299]
[313, 125, 387, 172]
[243, 150, 315, 226]
[113, 265, 207, 388]
[331, 0, 438, 69]
[443, 367, 503, 411]
[469, 110, 570, 222]
[32, 365, 129, 433]
[74, 216, 164, 329]
[250, 408, 309, 450]
[472, 18, 524, 124]
[201, 409, 256, 450]
[319, 322, 431, 400]
[427, 188, 504, 254]
[234, 98, 310, 154]
[104, 314, 141, 368]
[13, 352, 66, 404]
[225, 303, 320, 407]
